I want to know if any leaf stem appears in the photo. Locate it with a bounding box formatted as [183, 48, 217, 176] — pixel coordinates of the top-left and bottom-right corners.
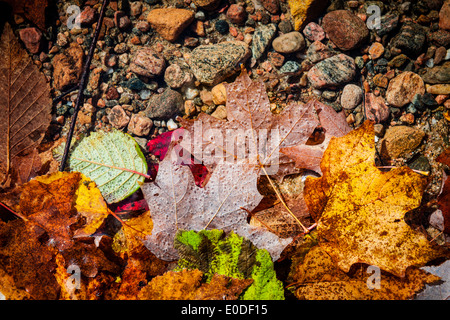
[0, 202, 29, 222]
[59, 0, 110, 172]
[70, 156, 151, 179]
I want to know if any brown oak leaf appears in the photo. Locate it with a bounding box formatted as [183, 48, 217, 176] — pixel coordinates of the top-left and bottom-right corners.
[436, 148, 450, 234]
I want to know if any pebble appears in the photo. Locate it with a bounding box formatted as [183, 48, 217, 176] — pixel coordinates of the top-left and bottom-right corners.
[164, 64, 191, 89]
[389, 22, 426, 57]
[211, 105, 227, 120]
[145, 88, 184, 119]
[227, 4, 247, 25]
[114, 11, 131, 30]
[280, 60, 301, 73]
[166, 119, 178, 131]
[379, 126, 425, 161]
[289, 0, 328, 31]
[375, 14, 399, 37]
[386, 71, 425, 107]
[321, 10, 369, 51]
[306, 41, 337, 63]
[272, 31, 305, 54]
[261, 0, 280, 14]
[76, 6, 97, 26]
[364, 93, 390, 123]
[19, 27, 42, 54]
[192, 0, 221, 11]
[56, 32, 68, 47]
[278, 20, 292, 34]
[388, 54, 409, 68]
[215, 20, 230, 34]
[129, 48, 166, 78]
[434, 46, 447, 65]
[251, 24, 277, 64]
[211, 83, 227, 105]
[188, 41, 251, 86]
[108, 105, 130, 129]
[128, 113, 153, 136]
[372, 73, 389, 88]
[426, 84, 450, 95]
[340, 84, 363, 110]
[307, 54, 356, 89]
[147, 8, 195, 42]
[439, 0, 450, 30]
[302, 22, 325, 42]
[368, 42, 384, 60]
[420, 62, 450, 84]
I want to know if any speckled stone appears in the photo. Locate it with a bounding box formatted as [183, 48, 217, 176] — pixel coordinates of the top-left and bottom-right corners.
[188, 41, 251, 86]
[307, 54, 356, 89]
[251, 24, 277, 64]
[389, 22, 426, 57]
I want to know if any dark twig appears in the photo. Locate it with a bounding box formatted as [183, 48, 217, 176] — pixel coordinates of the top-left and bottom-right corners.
[52, 86, 78, 104]
[59, 0, 109, 171]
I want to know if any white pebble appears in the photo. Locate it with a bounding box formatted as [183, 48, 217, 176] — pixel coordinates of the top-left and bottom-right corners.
[445, 48, 450, 60]
[167, 118, 178, 131]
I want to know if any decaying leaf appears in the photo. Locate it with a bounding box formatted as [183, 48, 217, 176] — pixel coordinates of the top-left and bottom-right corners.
[280, 99, 351, 175]
[0, 23, 52, 186]
[290, 246, 441, 300]
[3, 0, 49, 31]
[436, 148, 450, 234]
[138, 269, 253, 300]
[174, 229, 285, 300]
[141, 146, 291, 261]
[179, 67, 319, 180]
[304, 121, 446, 277]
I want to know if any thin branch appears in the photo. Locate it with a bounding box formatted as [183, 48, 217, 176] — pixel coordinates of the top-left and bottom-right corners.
[59, 0, 110, 171]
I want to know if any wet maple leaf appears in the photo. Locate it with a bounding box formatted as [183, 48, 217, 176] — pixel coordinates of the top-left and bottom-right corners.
[179, 68, 319, 180]
[141, 145, 291, 261]
[138, 269, 253, 300]
[436, 148, 450, 234]
[304, 121, 446, 277]
[290, 246, 441, 300]
[280, 99, 351, 175]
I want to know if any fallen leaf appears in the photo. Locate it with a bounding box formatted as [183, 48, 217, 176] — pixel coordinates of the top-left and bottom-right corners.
[304, 121, 446, 277]
[138, 269, 253, 300]
[436, 148, 450, 234]
[280, 99, 351, 175]
[179, 67, 319, 180]
[3, 0, 49, 30]
[290, 246, 441, 300]
[174, 229, 285, 300]
[0, 23, 52, 186]
[141, 146, 291, 261]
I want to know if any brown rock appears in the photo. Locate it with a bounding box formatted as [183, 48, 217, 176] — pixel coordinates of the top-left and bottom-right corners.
[434, 46, 447, 65]
[76, 6, 97, 26]
[439, 0, 450, 30]
[368, 42, 384, 60]
[226, 4, 247, 25]
[364, 93, 390, 123]
[107, 105, 130, 129]
[322, 10, 369, 51]
[385, 71, 425, 107]
[147, 8, 195, 42]
[52, 42, 84, 91]
[379, 126, 425, 161]
[261, 0, 280, 14]
[19, 27, 42, 54]
[128, 113, 153, 136]
[129, 48, 166, 78]
[192, 0, 221, 10]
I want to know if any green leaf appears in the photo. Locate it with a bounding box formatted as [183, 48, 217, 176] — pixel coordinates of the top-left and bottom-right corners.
[174, 229, 285, 300]
[65, 129, 148, 203]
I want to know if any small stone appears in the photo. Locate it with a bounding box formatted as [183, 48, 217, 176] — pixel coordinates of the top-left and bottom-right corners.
[306, 40, 337, 63]
[420, 61, 450, 84]
[129, 48, 166, 78]
[307, 54, 356, 89]
[364, 93, 390, 123]
[145, 88, 184, 119]
[385, 71, 425, 107]
[375, 14, 399, 36]
[399, 113, 415, 125]
[426, 84, 450, 95]
[261, 0, 280, 14]
[227, 4, 247, 25]
[388, 54, 409, 68]
[56, 32, 68, 47]
[200, 90, 214, 106]
[215, 20, 230, 34]
[321, 10, 369, 51]
[188, 41, 251, 86]
[278, 20, 292, 34]
[195, 11, 206, 21]
[114, 11, 131, 30]
[166, 119, 178, 131]
[147, 8, 195, 42]
[19, 27, 42, 54]
[52, 42, 84, 91]
[105, 86, 120, 100]
[379, 126, 425, 161]
[372, 73, 389, 88]
[251, 24, 277, 63]
[389, 22, 426, 57]
[288, 0, 328, 31]
[192, 0, 221, 11]
[108, 105, 130, 129]
[211, 105, 227, 120]
[272, 31, 305, 54]
[374, 123, 385, 137]
[211, 83, 227, 105]
[164, 64, 191, 89]
[302, 22, 325, 42]
[114, 43, 129, 54]
[434, 46, 447, 65]
[136, 21, 151, 32]
[280, 60, 301, 73]
[439, 0, 450, 30]
[340, 84, 363, 110]
[76, 6, 97, 26]
[429, 30, 450, 47]
[368, 42, 384, 60]
[267, 51, 285, 67]
[128, 113, 153, 136]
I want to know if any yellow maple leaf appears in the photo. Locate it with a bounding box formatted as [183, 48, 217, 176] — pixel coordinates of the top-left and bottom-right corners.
[304, 121, 446, 277]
